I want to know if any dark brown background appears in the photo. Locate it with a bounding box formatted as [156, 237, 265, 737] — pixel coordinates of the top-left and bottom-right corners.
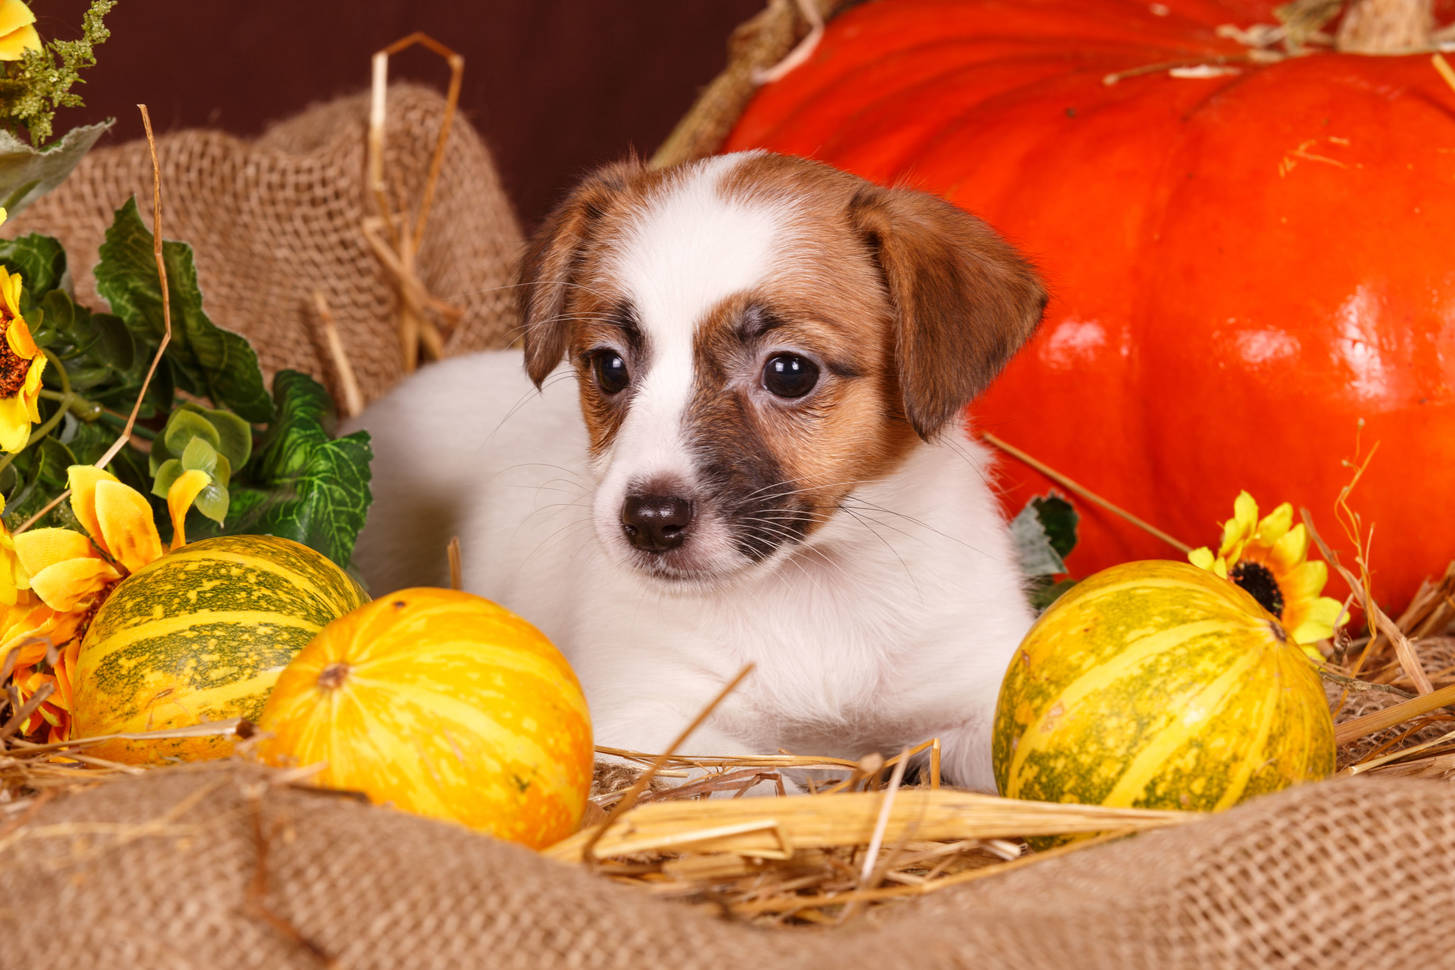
[33, 0, 764, 231]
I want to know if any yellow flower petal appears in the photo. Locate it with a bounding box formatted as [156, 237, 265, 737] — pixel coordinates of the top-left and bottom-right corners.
[27, 557, 120, 612]
[1268, 523, 1310, 574]
[6, 313, 38, 359]
[93, 478, 164, 574]
[1232, 491, 1258, 530]
[20, 355, 43, 423]
[1279, 558, 1329, 604]
[1255, 502, 1293, 546]
[0, 599, 81, 667]
[66, 465, 115, 552]
[0, 22, 39, 61]
[1289, 596, 1345, 646]
[1, 271, 20, 315]
[166, 468, 212, 550]
[1189, 547, 1229, 579]
[1216, 491, 1258, 560]
[0, 0, 38, 37]
[0, 392, 31, 452]
[12, 527, 97, 575]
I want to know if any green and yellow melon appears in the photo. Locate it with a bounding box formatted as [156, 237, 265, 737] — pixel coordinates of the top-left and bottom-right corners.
[71, 534, 369, 764]
[992, 560, 1334, 819]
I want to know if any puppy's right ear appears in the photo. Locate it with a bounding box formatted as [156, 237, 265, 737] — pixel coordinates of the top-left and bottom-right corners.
[518, 160, 641, 387]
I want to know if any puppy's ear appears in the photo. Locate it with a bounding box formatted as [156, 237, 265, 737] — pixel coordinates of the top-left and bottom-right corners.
[849, 186, 1047, 440]
[518, 159, 642, 387]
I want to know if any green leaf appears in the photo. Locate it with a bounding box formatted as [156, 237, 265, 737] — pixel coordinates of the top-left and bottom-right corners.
[93, 198, 274, 423]
[0, 121, 111, 218]
[151, 457, 183, 497]
[193, 480, 230, 525]
[1012, 500, 1067, 580]
[162, 409, 220, 460]
[209, 370, 372, 567]
[151, 405, 251, 479]
[179, 436, 219, 478]
[0, 232, 67, 312]
[1030, 493, 1078, 561]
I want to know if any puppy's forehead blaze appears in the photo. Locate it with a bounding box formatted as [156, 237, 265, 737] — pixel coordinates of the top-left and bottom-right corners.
[609, 156, 788, 342]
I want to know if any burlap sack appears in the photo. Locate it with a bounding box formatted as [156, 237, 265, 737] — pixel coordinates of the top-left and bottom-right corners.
[2, 83, 522, 408]
[3, 761, 1451, 970]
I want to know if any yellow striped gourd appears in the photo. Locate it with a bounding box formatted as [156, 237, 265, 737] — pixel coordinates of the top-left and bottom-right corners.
[992, 560, 1334, 817]
[71, 535, 369, 763]
[257, 587, 593, 849]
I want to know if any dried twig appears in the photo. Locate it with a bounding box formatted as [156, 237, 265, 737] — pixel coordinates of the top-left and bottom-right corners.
[366, 33, 467, 373]
[310, 291, 363, 419]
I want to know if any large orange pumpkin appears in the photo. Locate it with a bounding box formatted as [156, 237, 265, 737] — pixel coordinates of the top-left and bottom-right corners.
[724, 0, 1455, 612]
[257, 587, 594, 849]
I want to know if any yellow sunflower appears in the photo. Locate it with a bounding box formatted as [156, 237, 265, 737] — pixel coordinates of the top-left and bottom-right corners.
[1189, 491, 1345, 651]
[0, 0, 41, 61]
[0, 465, 212, 741]
[0, 269, 46, 454]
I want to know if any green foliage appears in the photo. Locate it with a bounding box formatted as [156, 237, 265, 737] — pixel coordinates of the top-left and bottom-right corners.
[95, 199, 274, 423]
[1012, 493, 1080, 613]
[212, 371, 373, 567]
[0, 0, 115, 146]
[0, 204, 374, 569]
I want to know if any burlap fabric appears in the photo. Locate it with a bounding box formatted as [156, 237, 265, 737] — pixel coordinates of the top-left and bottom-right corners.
[2, 761, 1451, 969]
[2, 83, 522, 407]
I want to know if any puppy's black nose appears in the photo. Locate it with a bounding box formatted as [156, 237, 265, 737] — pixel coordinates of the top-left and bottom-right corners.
[621, 494, 694, 552]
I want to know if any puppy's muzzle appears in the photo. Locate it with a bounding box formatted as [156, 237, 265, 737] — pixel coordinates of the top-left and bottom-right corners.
[620, 490, 694, 553]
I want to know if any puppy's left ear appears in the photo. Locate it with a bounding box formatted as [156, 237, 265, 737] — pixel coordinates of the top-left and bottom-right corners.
[850, 186, 1047, 440]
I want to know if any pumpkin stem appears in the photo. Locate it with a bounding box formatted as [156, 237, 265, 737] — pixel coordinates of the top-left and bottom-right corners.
[1336, 0, 1435, 53]
[317, 662, 351, 691]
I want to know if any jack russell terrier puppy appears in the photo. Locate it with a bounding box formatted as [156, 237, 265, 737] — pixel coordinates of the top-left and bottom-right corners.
[349, 150, 1046, 792]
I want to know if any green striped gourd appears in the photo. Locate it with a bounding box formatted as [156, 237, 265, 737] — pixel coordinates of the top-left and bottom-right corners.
[71, 534, 369, 764]
[992, 560, 1334, 822]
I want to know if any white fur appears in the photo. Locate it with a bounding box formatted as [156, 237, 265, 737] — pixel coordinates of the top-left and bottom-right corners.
[349, 156, 1035, 792]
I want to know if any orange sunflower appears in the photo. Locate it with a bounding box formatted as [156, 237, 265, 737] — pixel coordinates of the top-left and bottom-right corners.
[1189, 491, 1345, 651]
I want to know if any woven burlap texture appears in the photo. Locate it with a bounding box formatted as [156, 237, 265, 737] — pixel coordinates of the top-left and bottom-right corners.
[3, 761, 1451, 970]
[2, 83, 522, 407]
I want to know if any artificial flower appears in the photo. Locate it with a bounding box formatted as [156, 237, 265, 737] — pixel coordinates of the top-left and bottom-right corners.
[1189, 490, 1345, 649]
[0, 0, 41, 62]
[0, 268, 46, 453]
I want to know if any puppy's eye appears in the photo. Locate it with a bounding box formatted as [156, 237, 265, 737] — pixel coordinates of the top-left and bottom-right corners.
[592, 350, 630, 395]
[762, 354, 819, 399]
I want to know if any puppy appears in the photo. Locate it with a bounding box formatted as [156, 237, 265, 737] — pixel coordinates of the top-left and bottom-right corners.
[349, 151, 1046, 792]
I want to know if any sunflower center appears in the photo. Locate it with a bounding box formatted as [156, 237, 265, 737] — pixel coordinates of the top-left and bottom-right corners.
[1231, 561, 1284, 618]
[0, 325, 27, 399]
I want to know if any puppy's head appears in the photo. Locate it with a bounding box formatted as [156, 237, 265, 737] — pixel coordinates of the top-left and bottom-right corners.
[518, 152, 1045, 586]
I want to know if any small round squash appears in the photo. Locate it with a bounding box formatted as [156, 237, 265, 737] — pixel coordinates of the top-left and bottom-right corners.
[993, 560, 1334, 817]
[71, 534, 369, 764]
[257, 587, 594, 849]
